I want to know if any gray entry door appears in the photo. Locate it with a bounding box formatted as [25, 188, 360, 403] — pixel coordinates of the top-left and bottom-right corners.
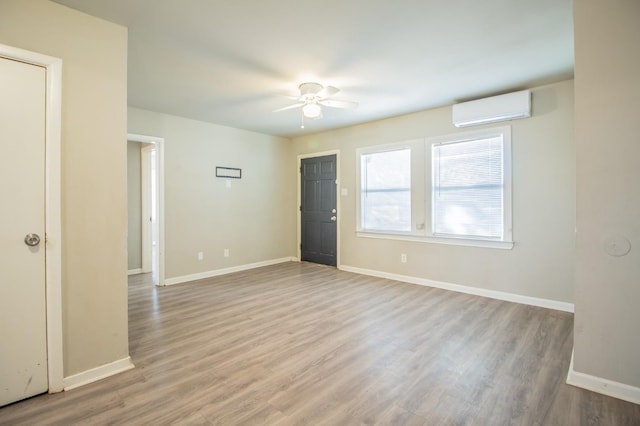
[300, 155, 337, 266]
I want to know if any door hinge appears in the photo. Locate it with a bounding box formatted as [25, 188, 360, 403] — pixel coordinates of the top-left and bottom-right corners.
[299, 205, 302, 211]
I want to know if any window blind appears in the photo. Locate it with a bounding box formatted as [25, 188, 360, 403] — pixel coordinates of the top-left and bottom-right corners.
[432, 136, 504, 239]
[361, 148, 411, 232]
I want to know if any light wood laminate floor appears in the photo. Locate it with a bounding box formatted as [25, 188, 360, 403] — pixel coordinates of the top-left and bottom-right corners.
[1, 262, 639, 425]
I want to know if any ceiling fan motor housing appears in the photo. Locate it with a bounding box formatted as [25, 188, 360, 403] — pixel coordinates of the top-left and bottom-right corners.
[299, 82, 323, 98]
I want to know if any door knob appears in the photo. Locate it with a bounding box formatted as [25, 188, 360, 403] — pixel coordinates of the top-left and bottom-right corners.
[330, 216, 337, 222]
[24, 233, 41, 247]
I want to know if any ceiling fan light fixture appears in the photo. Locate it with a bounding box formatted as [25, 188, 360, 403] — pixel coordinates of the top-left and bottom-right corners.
[273, 82, 356, 126]
[302, 102, 322, 119]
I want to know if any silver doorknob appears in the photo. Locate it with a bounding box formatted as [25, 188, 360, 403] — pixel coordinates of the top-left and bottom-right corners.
[24, 233, 41, 247]
[330, 216, 337, 222]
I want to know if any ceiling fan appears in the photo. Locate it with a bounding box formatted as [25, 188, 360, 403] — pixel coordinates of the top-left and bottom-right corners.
[274, 82, 358, 127]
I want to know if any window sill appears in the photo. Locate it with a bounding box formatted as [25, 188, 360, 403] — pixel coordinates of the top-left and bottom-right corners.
[356, 231, 514, 250]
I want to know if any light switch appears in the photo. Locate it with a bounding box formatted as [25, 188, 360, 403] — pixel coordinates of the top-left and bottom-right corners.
[341, 188, 348, 196]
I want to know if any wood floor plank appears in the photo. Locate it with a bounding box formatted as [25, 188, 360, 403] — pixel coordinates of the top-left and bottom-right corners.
[1, 261, 639, 425]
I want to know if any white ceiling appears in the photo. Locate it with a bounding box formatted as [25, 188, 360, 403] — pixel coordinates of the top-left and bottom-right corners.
[53, 0, 574, 138]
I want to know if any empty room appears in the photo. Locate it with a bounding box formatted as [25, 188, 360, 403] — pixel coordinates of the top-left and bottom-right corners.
[1, 0, 639, 424]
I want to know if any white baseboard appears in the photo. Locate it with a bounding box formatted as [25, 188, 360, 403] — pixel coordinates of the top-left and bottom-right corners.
[127, 268, 142, 276]
[338, 265, 574, 313]
[63, 356, 134, 391]
[566, 350, 640, 404]
[163, 257, 297, 286]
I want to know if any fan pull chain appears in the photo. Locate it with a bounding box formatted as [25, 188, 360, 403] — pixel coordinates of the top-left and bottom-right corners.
[300, 110, 305, 129]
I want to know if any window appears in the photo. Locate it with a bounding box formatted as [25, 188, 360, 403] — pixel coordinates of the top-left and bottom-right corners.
[359, 147, 411, 232]
[356, 127, 512, 249]
[432, 135, 506, 240]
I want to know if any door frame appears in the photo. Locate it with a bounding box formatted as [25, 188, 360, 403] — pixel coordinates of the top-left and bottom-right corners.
[127, 133, 166, 286]
[140, 143, 154, 274]
[0, 44, 64, 392]
[296, 150, 341, 266]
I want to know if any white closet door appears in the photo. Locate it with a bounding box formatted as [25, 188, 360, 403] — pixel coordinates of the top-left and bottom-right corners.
[0, 55, 48, 407]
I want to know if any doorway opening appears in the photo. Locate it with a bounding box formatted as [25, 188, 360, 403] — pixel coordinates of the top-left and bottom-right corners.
[127, 134, 165, 286]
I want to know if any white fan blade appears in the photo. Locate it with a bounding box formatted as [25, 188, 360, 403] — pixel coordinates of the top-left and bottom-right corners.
[319, 99, 358, 109]
[273, 102, 304, 112]
[317, 85, 339, 99]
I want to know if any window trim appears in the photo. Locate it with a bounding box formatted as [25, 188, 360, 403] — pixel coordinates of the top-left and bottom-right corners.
[355, 230, 514, 249]
[429, 126, 513, 245]
[356, 141, 419, 234]
[355, 127, 513, 250]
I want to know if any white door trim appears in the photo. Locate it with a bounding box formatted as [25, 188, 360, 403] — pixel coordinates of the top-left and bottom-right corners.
[127, 133, 166, 286]
[140, 144, 153, 274]
[296, 150, 341, 267]
[0, 44, 64, 393]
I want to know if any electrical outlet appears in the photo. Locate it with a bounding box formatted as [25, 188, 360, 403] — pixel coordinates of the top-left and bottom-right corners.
[224, 248, 230, 257]
[198, 252, 203, 261]
[400, 253, 407, 263]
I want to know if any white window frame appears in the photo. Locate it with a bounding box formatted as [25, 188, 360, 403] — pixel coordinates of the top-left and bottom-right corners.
[428, 126, 513, 249]
[356, 141, 421, 236]
[355, 127, 513, 250]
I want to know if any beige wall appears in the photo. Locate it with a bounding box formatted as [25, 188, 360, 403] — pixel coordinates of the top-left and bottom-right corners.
[127, 141, 142, 271]
[128, 107, 296, 280]
[0, 0, 129, 375]
[573, 0, 640, 387]
[292, 80, 576, 303]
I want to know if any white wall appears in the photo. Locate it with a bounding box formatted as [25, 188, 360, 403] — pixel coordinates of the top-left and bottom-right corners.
[292, 80, 575, 304]
[0, 0, 129, 376]
[127, 141, 142, 271]
[128, 107, 296, 281]
[573, 0, 640, 391]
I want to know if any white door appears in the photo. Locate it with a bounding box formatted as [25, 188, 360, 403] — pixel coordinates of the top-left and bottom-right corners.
[0, 56, 48, 406]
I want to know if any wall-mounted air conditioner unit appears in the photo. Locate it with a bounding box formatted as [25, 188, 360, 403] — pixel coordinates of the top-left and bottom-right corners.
[452, 90, 531, 127]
